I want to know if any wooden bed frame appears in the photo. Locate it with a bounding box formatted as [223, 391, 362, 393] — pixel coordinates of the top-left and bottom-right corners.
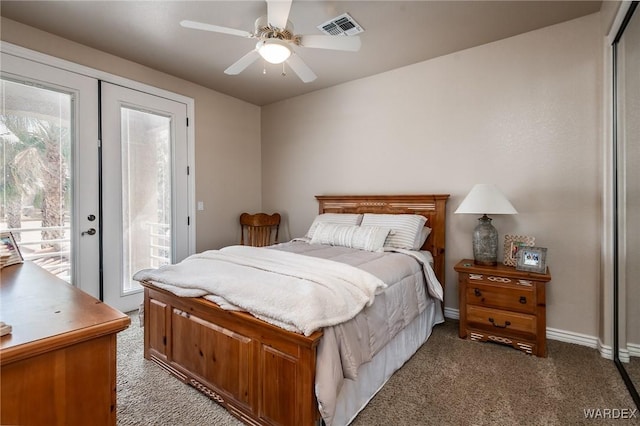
[142, 194, 449, 426]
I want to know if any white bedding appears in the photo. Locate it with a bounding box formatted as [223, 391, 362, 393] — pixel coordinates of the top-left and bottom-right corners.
[133, 245, 387, 336]
[333, 297, 443, 426]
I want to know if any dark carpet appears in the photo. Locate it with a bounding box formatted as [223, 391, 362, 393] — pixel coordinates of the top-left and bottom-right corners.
[116, 312, 638, 425]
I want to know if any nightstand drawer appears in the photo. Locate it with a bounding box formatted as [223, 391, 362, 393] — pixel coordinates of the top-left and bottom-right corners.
[466, 305, 536, 336]
[465, 282, 535, 314]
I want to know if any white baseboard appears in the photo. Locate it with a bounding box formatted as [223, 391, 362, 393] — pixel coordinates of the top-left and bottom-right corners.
[546, 327, 599, 348]
[598, 340, 617, 361]
[443, 307, 639, 361]
[629, 342, 640, 358]
[443, 307, 459, 320]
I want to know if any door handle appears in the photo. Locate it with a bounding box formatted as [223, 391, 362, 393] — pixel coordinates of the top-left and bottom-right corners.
[82, 228, 96, 236]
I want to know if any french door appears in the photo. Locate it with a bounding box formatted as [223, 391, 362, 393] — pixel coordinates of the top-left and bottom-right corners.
[1, 50, 192, 313]
[101, 83, 189, 312]
[1, 52, 100, 296]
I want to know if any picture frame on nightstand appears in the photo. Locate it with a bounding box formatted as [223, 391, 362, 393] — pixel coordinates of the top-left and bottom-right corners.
[503, 234, 535, 266]
[516, 246, 547, 273]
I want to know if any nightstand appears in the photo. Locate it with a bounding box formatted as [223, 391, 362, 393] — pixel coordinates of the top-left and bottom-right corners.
[454, 259, 551, 357]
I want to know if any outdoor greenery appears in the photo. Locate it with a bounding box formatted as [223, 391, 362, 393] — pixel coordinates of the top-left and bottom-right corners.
[1, 79, 71, 250]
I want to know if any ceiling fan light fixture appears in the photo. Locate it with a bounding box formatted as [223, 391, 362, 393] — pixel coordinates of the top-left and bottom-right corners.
[257, 39, 291, 64]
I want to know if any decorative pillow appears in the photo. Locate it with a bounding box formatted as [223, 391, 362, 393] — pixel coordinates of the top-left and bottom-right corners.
[415, 226, 432, 249]
[305, 213, 363, 239]
[310, 223, 391, 252]
[360, 214, 427, 250]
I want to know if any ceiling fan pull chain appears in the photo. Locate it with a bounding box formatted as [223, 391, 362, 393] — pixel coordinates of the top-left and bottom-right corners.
[282, 62, 287, 77]
[263, 61, 267, 75]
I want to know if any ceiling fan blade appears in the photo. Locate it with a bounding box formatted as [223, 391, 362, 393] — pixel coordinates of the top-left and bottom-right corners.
[299, 34, 361, 52]
[266, 0, 292, 29]
[224, 50, 261, 75]
[286, 54, 317, 83]
[180, 20, 252, 38]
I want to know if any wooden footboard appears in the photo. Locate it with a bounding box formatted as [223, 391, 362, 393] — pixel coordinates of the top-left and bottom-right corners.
[142, 284, 323, 426]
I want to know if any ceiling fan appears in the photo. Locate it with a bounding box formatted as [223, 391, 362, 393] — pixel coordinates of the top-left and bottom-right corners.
[180, 0, 362, 83]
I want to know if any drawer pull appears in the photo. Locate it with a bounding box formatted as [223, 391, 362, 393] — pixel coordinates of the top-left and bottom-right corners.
[488, 276, 511, 283]
[474, 288, 482, 297]
[488, 318, 511, 328]
[519, 296, 527, 304]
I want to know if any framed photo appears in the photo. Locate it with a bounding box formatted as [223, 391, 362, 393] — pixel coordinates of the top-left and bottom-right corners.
[503, 234, 535, 266]
[0, 231, 23, 269]
[516, 246, 547, 274]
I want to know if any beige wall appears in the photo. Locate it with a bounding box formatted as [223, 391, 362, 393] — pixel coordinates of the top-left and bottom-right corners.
[0, 17, 262, 252]
[262, 14, 604, 336]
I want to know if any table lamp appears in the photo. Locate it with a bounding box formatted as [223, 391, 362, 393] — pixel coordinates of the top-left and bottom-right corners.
[455, 184, 517, 266]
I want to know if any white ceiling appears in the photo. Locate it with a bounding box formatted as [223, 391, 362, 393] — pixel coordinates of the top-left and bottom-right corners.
[0, 1, 602, 106]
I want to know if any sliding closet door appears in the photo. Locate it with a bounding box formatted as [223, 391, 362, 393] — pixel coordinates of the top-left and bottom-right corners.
[614, 1, 640, 409]
[101, 82, 190, 312]
[0, 52, 100, 296]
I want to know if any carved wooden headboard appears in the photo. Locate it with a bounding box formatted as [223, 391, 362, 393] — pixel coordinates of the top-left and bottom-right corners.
[315, 194, 449, 287]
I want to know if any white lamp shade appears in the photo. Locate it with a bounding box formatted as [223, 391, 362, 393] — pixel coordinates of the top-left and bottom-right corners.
[257, 40, 291, 64]
[454, 184, 517, 215]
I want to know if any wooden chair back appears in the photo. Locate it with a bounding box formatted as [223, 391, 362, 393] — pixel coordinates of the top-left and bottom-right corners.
[240, 212, 281, 247]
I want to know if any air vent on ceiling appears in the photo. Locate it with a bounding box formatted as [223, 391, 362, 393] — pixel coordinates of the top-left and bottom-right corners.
[317, 13, 364, 36]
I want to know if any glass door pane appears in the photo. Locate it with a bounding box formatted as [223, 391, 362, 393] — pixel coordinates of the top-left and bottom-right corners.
[121, 107, 172, 294]
[1, 78, 73, 282]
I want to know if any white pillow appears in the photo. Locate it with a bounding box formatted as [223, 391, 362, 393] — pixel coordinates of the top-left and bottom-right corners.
[360, 214, 427, 250]
[305, 213, 363, 239]
[415, 226, 432, 249]
[310, 223, 391, 252]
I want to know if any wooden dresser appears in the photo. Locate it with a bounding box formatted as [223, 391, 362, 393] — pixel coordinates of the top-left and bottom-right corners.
[0, 261, 130, 425]
[454, 259, 552, 357]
